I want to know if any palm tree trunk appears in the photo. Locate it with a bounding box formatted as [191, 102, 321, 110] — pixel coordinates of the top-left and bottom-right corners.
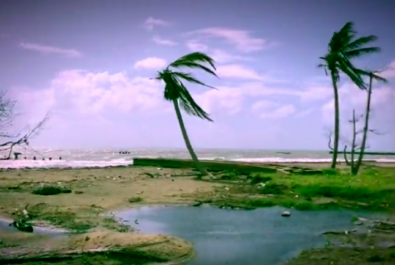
[330, 72, 340, 169]
[172, 99, 209, 178]
[354, 73, 373, 174]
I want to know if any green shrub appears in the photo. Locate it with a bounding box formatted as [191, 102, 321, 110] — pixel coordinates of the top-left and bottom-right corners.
[250, 175, 272, 185]
[259, 183, 287, 195]
[32, 186, 63, 195]
[128, 197, 143, 203]
[295, 185, 389, 202]
[220, 171, 238, 180]
[322, 168, 339, 176]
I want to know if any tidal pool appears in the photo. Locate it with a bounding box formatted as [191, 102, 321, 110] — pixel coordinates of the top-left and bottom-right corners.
[116, 206, 386, 265]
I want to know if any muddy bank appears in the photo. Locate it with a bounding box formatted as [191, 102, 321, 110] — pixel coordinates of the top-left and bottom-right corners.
[0, 231, 194, 265]
[287, 217, 395, 265]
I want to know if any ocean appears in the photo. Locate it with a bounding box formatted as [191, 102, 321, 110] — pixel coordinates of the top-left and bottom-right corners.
[1, 147, 395, 169]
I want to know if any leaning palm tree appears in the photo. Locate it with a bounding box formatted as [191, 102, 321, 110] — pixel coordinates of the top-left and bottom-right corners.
[153, 52, 217, 177]
[319, 22, 381, 169]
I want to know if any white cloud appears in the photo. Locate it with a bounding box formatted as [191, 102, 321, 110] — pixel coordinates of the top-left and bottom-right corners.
[134, 57, 167, 69]
[185, 40, 208, 51]
[188, 28, 276, 52]
[378, 60, 395, 79]
[152, 36, 178, 46]
[19, 42, 83, 58]
[295, 108, 314, 118]
[209, 49, 250, 63]
[299, 85, 333, 103]
[144, 17, 170, 31]
[216, 64, 262, 80]
[10, 70, 168, 130]
[321, 82, 395, 136]
[194, 87, 244, 115]
[251, 100, 295, 119]
[185, 40, 250, 63]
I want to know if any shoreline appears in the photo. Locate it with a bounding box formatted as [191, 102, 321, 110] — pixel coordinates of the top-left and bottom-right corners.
[1, 157, 395, 171]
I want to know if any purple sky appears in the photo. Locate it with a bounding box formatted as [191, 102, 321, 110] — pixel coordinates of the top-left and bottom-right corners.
[0, 0, 394, 150]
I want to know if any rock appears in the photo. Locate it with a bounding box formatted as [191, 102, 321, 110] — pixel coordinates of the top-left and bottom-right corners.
[74, 191, 84, 194]
[256, 183, 266, 188]
[282, 211, 291, 217]
[192, 201, 203, 207]
[10, 221, 34, 233]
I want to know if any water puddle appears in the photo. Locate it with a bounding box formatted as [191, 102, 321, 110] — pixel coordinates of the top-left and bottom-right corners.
[116, 206, 387, 265]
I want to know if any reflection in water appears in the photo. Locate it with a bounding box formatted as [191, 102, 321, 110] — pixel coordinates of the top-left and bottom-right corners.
[117, 206, 385, 265]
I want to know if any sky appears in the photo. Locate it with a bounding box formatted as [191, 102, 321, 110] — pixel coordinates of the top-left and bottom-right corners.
[0, 0, 394, 150]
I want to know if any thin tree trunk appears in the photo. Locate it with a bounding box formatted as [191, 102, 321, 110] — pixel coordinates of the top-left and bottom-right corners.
[330, 72, 340, 169]
[351, 109, 357, 174]
[172, 99, 209, 178]
[354, 73, 373, 174]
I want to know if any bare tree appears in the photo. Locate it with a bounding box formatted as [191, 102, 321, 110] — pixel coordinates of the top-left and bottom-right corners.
[0, 91, 49, 160]
[353, 67, 389, 174]
[328, 109, 385, 174]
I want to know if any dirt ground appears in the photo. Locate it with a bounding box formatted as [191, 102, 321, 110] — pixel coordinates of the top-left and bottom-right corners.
[1, 164, 395, 265]
[0, 166, 220, 230]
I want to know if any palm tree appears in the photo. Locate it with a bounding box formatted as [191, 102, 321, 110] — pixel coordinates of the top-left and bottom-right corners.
[352, 69, 388, 174]
[153, 52, 218, 177]
[319, 22, 381, 169]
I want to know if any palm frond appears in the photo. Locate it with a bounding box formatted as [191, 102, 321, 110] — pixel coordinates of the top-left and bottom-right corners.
[157, 70, 213, 121]
[345, 47, 381, 59]
[169, 52, 218, 77]
[172, 72, 217, 89]
[354, 68, 389, 84]
[329, 22, 356, 51]
[345, 35, 378, 51]
[176, 80, 212, 121]
[336, 59, 366, 89]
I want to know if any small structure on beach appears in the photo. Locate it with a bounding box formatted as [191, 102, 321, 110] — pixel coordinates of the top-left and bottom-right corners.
[13, 152, 22, 160]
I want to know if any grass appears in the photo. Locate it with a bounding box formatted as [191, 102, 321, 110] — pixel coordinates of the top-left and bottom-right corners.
[217, 165, 395, 211]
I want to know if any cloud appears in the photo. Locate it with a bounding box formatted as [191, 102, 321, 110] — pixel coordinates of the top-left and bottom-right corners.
[185, 40, 250, 63]
[299, 85, 333, 103]
[10, 70, 167, 127]
[216, 64, 262, 80]
[19, 42, 83, 58]
[185, 40, 208, 52]
[152, 36, 178, 46]
[295, 108, 314, 118]
[134, 57, 167, 69]
[379, 60, 395, 79]
[194, 87, 244, 115]
[251, 100, 296, 119]
[144, 17, 170, 31]
[321, 82, 395, 138]
[188, 28, 275, 52]
[194, 82, 304, 116]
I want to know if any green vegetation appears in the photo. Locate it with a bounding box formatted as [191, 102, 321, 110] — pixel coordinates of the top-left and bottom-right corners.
[212, 165, 395, 211]
[32, 185, 71, 195]
[152, 52, 218, 178]
[128, 196, 143, 203]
